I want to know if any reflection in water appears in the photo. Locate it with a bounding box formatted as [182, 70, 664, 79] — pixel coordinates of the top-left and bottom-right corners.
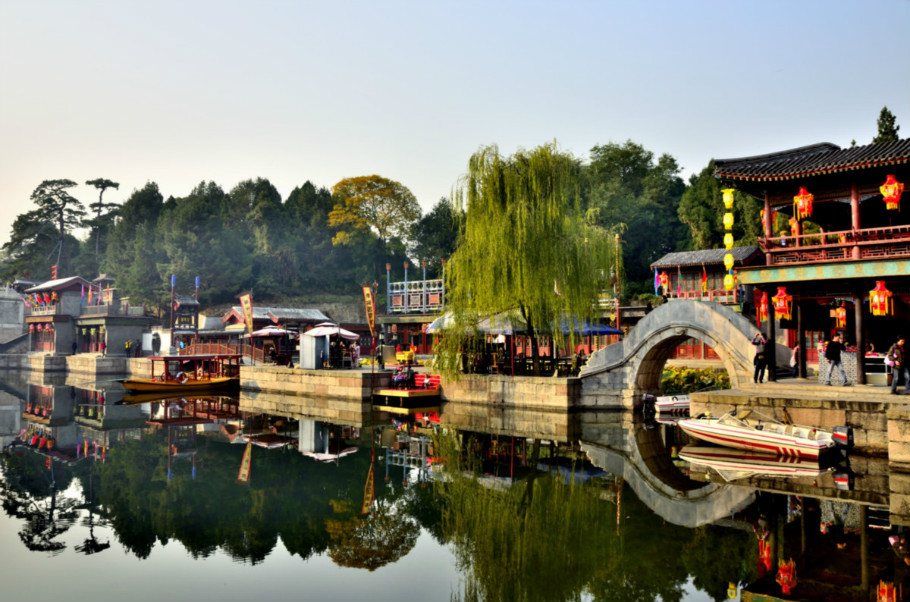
[0, 375, 907, 601]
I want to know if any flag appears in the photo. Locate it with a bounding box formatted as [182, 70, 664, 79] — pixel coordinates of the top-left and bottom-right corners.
[238, 442, 252, 482]
[362, 286, 376, 338]
[43, 292, 51, 305]
[701, 264, 708, 292]
[87, 287, 92, 305]
[81, 285, 85, 305]
[653, 269, 660, 295]
[239, 292, 254, 334]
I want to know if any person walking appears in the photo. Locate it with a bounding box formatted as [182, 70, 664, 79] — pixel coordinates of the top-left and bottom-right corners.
[790, 342, 800, 378]
[824, 334, 848, 386]
[889, 336, 910, 395]
[751, 331, 768, 384]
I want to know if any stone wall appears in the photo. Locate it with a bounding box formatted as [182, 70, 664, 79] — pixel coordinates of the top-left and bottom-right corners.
[66, 354, 129, 375]
[241, 365, 390, 399]
[439, 374, 580, 411]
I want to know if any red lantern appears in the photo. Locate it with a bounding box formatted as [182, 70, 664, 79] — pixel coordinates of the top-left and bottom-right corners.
[870, 281, 893, 316]
[789, 217, 800, 238]
[793, 186, 813, 220]
[756, 291, 769, 326]
[835, 303, 847, 329]
[772, 286, 793, 321]
[28, 324, 34, 333]
[659, 271, 669, 291]
[880, 174, 904, 211]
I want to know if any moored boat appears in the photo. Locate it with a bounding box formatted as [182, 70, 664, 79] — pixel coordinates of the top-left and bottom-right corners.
[122, 354, 242, 392]
[678, 409, 852, 460]
[654, 394, 690, 414]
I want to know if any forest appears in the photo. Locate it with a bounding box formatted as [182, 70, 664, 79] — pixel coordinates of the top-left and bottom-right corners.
[1, 108, 898, 316]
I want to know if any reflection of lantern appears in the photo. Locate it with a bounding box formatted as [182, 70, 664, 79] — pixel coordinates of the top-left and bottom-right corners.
[756, 291, 768, 323]
[881, 174, 904, 211]
[835, 303, 847, 329]
[724, 272, 734, 291]
[723, 253, 734, 270]
[869, 281, 893, 316]
[723, 212, 734, 230]
[772, 287, 793, 321]
[789, 217, 799, 238]
[793, 186, 813, 220]
[724, 233, 734, 249]
[722, 188, 735, 209]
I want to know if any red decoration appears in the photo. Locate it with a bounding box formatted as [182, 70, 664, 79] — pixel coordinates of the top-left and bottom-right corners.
[756, 291, 769, 326]
[880, 175, 904, 211]
[870, 281, 893, 316]
[776, 559, 797, 595]
[835, 303, 847, 329]
[789, 217, 800, 238]
[772, 286, 793, 321]
[793, 186, 814, 220]
[659, 271, 670, 291]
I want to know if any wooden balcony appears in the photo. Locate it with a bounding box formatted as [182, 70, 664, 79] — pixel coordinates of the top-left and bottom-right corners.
[759, 224, 910, 266]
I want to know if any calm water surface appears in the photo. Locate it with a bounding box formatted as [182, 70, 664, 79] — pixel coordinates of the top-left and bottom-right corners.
[0, 370, 898, 602]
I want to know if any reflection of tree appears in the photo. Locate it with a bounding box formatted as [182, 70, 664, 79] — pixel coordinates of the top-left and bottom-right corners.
[0, 455, 77, 555]
[326, 500, 418, 571]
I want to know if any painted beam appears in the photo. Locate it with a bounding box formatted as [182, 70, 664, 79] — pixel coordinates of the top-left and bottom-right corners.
[738, 259, 910, 285]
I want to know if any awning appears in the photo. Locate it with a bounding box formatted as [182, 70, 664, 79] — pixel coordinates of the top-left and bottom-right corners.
[303, 324, 359, 340]
[246, 327, 298, 339]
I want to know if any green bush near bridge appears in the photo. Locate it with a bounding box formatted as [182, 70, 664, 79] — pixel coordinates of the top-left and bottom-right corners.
[660, 366, 730, 395]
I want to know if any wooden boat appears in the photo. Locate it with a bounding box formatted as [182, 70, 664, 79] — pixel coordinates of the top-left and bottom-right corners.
[121, 353, 241, 392]
[679, 445, 832, 482]
[678, 409, 852, 460]
[373, 373, 441, 409]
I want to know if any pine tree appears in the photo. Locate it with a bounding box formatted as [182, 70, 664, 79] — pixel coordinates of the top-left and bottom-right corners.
[873, 106, 900, 144]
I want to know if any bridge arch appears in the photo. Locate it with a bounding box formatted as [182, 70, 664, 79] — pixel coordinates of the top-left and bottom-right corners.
[579, 300, 759, 410]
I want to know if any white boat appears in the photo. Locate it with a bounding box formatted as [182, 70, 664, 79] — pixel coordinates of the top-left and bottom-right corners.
[678, 409, 852, 460]
[679, 445, 832, 482]
[654, 394, 690, 414]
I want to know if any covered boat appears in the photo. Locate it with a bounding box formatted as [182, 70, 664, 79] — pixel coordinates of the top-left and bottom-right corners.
[678, 409, 852, 460]
[121, 354, 241, 392]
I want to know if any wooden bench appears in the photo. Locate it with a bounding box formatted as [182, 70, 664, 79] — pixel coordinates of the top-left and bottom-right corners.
[414, 374, 441, 389]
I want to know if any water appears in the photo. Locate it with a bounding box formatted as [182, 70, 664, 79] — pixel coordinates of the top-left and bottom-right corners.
[0, 371, 899, 602]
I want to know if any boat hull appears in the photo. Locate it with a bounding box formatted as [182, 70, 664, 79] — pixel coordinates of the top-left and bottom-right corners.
[121, 376, 238, 393]
[678, 417, 832, 460]
[679, 445, 830, 480]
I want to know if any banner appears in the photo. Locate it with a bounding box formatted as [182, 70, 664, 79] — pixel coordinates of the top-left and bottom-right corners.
[239, 293, 254, 334]
[362, 286, 376, 338]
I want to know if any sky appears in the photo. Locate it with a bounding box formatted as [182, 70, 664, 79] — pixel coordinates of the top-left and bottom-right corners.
[1, 0, 908, 250]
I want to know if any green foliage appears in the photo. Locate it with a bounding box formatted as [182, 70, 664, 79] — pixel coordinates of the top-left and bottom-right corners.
[873, 106, 900, 144]
[660, 366, 730, 394]
[585, 141, 687, 285]
[329, 175, 421, 245]
[409, 196, 460, 277]
[438, 143, 617, 376]
[678, 162, 762, 251]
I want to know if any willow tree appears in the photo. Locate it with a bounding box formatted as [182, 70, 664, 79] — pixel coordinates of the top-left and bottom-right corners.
[437, 143, 619, 376]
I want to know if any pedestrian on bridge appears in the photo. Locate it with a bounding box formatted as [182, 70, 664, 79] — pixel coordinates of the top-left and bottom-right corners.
[889, 336, 909, 395]
[824, 334, 848, 386]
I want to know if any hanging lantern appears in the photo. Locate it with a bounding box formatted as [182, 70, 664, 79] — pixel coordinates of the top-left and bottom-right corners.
[36, 323, 42, 332]
[881, 174, 904, 211]
[723, 253, 735, 271]
[722, 188, 735, 209]
[869, 281, 893, 316]
[756, 291, 768, 323]
[29, 324, 34, 333]
[772, 286, 793, 321]
[789, 217, 799, 238]
[723, 212, 734, 230]
[835, 303, 847, 329]
[724, 233, 734, 249]
[793, 186, 813, 220]
[659, 271, 669, 291]
[724, 272, 734, 291]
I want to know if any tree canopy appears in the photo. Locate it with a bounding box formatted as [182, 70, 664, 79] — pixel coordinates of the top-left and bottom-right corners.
[873, 106, 900, 144]
[328, 175, 421, 246]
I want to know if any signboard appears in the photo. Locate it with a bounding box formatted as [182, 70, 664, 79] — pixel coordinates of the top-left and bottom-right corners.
[239, 293, 254, 334]
[362, 286, 376, 337]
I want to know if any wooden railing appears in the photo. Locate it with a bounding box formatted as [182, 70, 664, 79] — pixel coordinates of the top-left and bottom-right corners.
[760, 224, 910, 266]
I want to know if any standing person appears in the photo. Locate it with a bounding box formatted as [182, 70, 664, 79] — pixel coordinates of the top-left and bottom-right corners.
[824, 334, 848, 386]
[889, 336, 910, 395]
[751, 331, 768, 384]
[124, 339, 131, 357]
[71, 340, 78, 356]
[790, 342, 800, 378]
[100, 340, 106, 356]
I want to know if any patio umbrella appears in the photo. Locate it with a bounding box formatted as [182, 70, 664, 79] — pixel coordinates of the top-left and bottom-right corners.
[304, 324, 359, 340]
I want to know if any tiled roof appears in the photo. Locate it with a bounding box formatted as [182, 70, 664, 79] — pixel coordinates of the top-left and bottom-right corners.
[715, 139, 910, 182]
[25, 276, 93, 293]
[650, 246, 760, 269]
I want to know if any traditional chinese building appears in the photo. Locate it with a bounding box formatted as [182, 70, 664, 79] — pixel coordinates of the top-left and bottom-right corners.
[715, 138, 910, 384]
[377, 261, 445, 355]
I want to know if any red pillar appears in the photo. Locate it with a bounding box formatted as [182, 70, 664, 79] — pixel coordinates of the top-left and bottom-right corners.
[764, 193, 773, 265]
[851, 184, 861, 260]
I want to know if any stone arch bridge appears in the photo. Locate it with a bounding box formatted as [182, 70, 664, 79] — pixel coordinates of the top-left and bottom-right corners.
[579, 300, 759, 410]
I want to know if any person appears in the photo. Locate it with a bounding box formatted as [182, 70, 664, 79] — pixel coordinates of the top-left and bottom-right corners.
[824, 334, 848, 386]
[889, 336, 910, 395]
[71, 340, 77, 355]
[352, 342, 360, 363]
[751, 331, 768, 384]
[100, 341, 106, 356]
[789, 342, 799, 378]
[124, 339, 131, 357]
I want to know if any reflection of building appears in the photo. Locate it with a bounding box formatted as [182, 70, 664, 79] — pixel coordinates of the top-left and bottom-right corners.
[715, 138, 910, 383]
[378, 262, 445, 355]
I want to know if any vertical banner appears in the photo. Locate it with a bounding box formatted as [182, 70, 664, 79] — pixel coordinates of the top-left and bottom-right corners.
[237, 442, 252, 482]
[239, 293, 254, 334]
[361, 458, 375, 516]
[362, 286, 376, 337]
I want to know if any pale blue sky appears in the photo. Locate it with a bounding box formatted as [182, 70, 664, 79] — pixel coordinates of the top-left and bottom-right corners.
[1, 0, 908, 248]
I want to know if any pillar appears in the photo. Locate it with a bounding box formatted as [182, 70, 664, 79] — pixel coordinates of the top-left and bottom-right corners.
[851, 184, 861, 260]
[766, 290, 776, 382]
[855, 288, 865, 385]
[764, 193, 773, 265]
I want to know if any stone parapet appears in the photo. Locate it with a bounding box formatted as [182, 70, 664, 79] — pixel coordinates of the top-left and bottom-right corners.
[66, 354, 129, 375]
[439, 374, 580, 411]
[241, 366, 390, 400]
[0, 355, 27, 370]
